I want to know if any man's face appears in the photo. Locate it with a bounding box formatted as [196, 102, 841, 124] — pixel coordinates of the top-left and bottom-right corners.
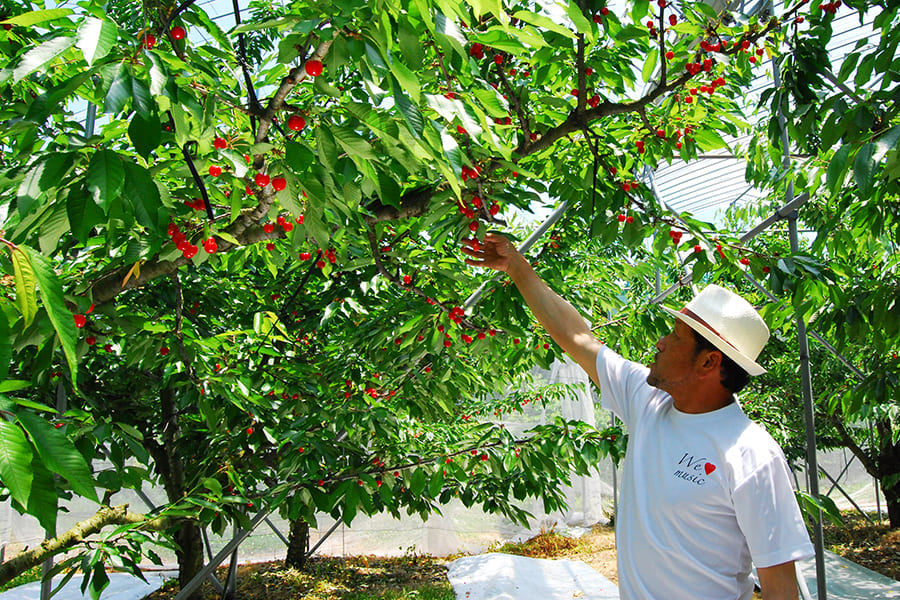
[646, 320, 701, 394]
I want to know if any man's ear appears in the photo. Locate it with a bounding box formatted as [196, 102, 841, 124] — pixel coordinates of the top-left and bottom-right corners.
[697, 349, 723, 378]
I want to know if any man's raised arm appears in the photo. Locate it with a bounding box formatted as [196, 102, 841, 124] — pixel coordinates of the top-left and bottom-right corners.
[461, 233, 603, 386]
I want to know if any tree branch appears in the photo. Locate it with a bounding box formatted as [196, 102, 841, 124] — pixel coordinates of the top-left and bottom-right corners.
[0, 505, 176, 586]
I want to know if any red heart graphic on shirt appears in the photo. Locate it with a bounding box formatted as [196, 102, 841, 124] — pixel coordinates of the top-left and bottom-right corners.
[704, 463, 716, 475]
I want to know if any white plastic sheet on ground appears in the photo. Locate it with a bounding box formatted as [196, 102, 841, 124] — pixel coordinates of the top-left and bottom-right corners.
[447, 553, 619, 600]
[0, 572, 169, 600]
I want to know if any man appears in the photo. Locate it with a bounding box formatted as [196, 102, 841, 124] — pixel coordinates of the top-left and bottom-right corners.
[462, 233, 814, 600]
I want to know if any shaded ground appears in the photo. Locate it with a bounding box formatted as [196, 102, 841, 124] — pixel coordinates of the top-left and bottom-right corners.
[823, 512, 900, 581]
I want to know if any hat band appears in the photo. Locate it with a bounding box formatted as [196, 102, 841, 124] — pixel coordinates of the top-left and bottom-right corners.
[680, 307, 741, 354]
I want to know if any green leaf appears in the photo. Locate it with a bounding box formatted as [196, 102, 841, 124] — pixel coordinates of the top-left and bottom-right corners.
[16, 161, 45, 217]
[87, 149, 125, 213]
[873, 124, 900, 164]
[130, 76, 153, 118]
[393, 78, 424, 136]
[4, 9, 72, 27]
[38, 152, 76, 192]
[853, 142, 876, 198]
[103, 66, 132, 115]
[332, 126, 377, 160]
[0, 420, 34, 508]
[389, 59, 421, 103]
[826, 144, 851, 195]
[565, 2, 593, 40]
[17, 411, 98, 502]
[642, 50, 659, 83]
[128, 112, 161, 159]
[13, 36, 76, 83]
[512, 10, 576, 39]
[76, 17, 118, 66]
[0, 311, 9, 381]
[26, 457, 57, 534]
[122, 162, 163, 233]
[10, 245, 38, 328]
[24, 246, 79, 388]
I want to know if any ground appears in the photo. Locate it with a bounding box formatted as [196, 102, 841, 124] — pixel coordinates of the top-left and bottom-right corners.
[4, 512, 893, 599]
[138, 513, 899, 599]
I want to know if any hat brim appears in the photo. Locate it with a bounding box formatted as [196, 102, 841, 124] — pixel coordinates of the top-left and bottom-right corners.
[661, 305, 766, 376]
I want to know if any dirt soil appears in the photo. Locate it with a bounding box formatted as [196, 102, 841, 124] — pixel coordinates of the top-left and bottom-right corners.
[142, 515, 899, 600]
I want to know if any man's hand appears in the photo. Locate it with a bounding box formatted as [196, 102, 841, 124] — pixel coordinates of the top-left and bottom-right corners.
[460, 234, 522, 274]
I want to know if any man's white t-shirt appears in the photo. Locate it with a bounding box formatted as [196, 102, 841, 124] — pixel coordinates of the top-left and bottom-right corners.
[595, 345, 814, 600]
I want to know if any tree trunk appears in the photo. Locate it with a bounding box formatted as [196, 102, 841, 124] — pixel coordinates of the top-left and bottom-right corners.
[285, 518, 310, 570]
[174, 520, 205, 593]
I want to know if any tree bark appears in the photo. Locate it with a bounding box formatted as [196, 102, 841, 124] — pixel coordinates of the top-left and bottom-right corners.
[0, 505, 172, 586]
[174, 520, 205, 594]
[284, 517, 310, 570]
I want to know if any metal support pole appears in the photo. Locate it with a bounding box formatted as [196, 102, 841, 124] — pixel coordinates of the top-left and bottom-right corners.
[172, 509, 270, 600]
[818, 466, 873, 523]
[789, 210, 826, 599]
[264, 517, 290, 546]
[825, 454, 855, 497]
[771, 41, 826, 595]
[464, 201, 569, 311]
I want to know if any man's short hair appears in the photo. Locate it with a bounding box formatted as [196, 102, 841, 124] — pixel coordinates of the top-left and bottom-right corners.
[691, 329, 751, 393]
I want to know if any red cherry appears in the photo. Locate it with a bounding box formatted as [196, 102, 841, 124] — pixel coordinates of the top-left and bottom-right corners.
[267, 243, 276, 251]
[255, 173, 270, 187]
[300, 252, 311, 260]
[246, 427, 254, 435]
[669, 14, 677, 25]
[86, 336, 96, 346]
[305, 59, 323, 77]
[740, 257, 751, 265]
[443, 339, 452, 348]
[493, 54, 503, 65]
[74, 314, 87, 328]
[762, 266, 771, 273]
[694, 245, 702, 253]
[513, 338, 520, 345]
[183, 244, 198, 259]
[626, 216, 634, 224]
[593, 14, 602, 23]
[617, 214, 626, 222]
[585, 67, 594, 76]
[665, 51, 674, 60]
[272, 177, 286, 191]
[208, 165, 222, 177]
[489, 204, 500, 216]
[160, 347, 170, 356]
[142, 33, 156, 50]
[288, 115, 306, 131]
[469, 221, 479, 232]
[283, 222, 294, 232]
[656, 128, 665, 137]
[104, 343, 113, 352]
[316, 259, 326, 268]
[457, 125, 467, 135]
[170, 26, 186, 40]
[296, 215, 305, 224]
[601, 7, 609, 14]
[403, 275, 412, 285]
[213, 137, 227, 149]
[756, 48, 765, 56]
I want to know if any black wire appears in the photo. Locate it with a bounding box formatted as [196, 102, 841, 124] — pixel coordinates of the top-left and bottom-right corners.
[178, 137, 215, 221]
[231, 0, 260, 137]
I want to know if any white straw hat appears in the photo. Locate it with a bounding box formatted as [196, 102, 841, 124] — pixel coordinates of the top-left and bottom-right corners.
[661, 284, 770, 376]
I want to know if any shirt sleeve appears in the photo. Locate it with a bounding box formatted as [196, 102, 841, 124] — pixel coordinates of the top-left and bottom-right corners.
[595, 344, 653, 430]
[733, 450, 815, 568]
